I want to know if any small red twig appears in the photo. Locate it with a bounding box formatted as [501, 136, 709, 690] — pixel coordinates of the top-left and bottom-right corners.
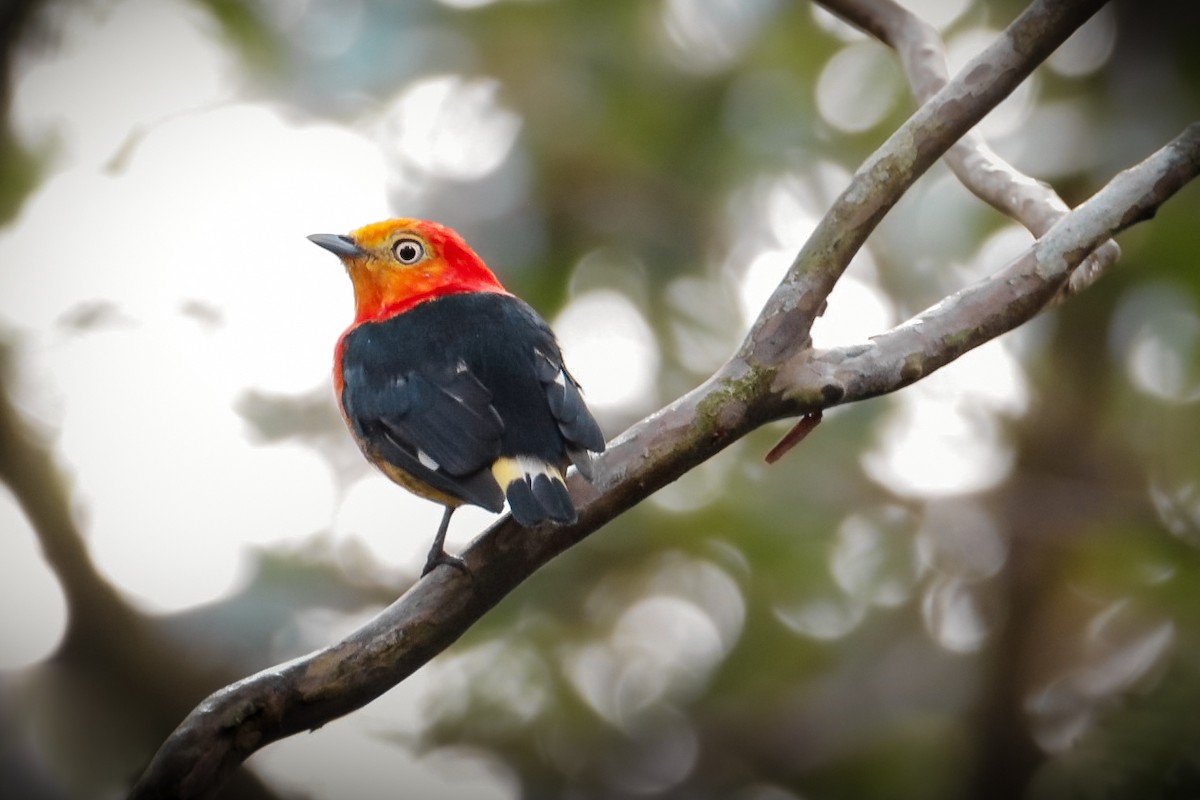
[764, 411, 823, 464]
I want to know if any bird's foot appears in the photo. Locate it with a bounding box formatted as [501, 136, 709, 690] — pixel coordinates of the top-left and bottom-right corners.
[422, 549, 471, 578]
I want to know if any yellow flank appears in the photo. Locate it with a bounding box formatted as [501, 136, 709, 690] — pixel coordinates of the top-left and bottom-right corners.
[375, 460, 463, 508]
[491, 456, 565, 489]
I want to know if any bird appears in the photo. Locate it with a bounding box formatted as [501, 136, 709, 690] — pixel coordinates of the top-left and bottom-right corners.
[308, 218, 606, 576]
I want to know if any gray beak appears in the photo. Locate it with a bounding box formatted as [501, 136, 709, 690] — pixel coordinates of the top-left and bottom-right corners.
[307, 233, 366, 258]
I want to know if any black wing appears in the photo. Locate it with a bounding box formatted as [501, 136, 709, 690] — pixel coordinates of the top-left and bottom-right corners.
[340, 343, 506, 511]
[532, 346, 605, 479]
[340, 292, 605, 517]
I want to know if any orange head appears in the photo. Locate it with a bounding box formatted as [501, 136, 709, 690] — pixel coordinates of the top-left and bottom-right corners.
[308, 218, 508, 322]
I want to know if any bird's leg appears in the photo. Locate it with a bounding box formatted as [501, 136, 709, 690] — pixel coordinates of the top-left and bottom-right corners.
[422, 505, 470, 577]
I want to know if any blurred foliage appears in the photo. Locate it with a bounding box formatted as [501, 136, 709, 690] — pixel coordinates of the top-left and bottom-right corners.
[0, 0, 44, 223]
[3, 1, 1200, 799]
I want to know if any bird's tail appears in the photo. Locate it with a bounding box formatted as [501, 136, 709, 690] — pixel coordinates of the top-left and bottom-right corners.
[491, 456, 577, 526]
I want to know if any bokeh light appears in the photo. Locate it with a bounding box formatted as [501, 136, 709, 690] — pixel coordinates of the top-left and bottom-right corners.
[11, 0, 235, 171]
[832, 506, 921, 608]
[816, 42, 904, 134]
[255, 669, 521, 800]
[565, 554, 742, 730]
[1111, 283, 1200, 402]
[659, 0, 779, 75]
[552, 289, 660, 416]
[381, 75, 522, 182]
[1047, 5, 1117, 78]
[1026, 601, 1175, 754]
[863, 339, 1029, 498]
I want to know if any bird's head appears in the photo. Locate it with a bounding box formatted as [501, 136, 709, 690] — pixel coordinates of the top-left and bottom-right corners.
[308, 218, 507, 322]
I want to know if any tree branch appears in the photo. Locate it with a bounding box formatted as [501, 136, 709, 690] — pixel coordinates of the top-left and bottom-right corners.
[814, 0, 1121, 298]
[128, 2, 1193, 797]
[776, 122, 1200, 405]
[744, 0, 1106, 368]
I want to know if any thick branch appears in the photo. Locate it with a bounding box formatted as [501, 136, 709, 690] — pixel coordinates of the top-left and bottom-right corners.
[746, 0, 1106, 367]
[815, 0, 1120, 297]
[777, 123, 1200, 405]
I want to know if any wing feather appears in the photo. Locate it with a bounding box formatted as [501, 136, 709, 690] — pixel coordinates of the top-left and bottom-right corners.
[341, 339, 506, 509]
[533, 349, 605, 456]
[339, 294, 606, 522]
[379, 370, 503, 477]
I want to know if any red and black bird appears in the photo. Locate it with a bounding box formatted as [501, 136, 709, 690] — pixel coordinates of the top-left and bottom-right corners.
[309, 218, 605, 575]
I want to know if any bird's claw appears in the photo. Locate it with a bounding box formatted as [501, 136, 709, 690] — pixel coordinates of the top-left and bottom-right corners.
[422, 549, 471, 578]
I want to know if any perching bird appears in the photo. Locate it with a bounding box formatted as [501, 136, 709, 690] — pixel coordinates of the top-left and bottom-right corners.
[309, 218, 605, 576]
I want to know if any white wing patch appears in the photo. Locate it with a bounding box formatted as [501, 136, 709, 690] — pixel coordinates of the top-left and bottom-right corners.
[417, 449, 440, 471]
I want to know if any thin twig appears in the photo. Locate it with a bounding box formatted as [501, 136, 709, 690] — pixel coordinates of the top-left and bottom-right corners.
[777, 122, 1200, 405]
[814, 0, 1121, 297]
[744, 0, 1107, 368]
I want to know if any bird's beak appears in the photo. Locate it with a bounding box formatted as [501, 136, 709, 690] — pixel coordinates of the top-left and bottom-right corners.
[307, 233, 366, 259]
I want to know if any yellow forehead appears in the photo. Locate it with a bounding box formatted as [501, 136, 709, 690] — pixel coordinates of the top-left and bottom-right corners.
[350, 218, 423, 251]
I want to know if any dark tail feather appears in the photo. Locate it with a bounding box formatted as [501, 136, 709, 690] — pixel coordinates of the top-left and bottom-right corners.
[531, 473, 576, 522]
[506, 474, 577, 526]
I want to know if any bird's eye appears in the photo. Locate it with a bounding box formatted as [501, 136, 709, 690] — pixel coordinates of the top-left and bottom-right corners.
[393, 238, 425, 265]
